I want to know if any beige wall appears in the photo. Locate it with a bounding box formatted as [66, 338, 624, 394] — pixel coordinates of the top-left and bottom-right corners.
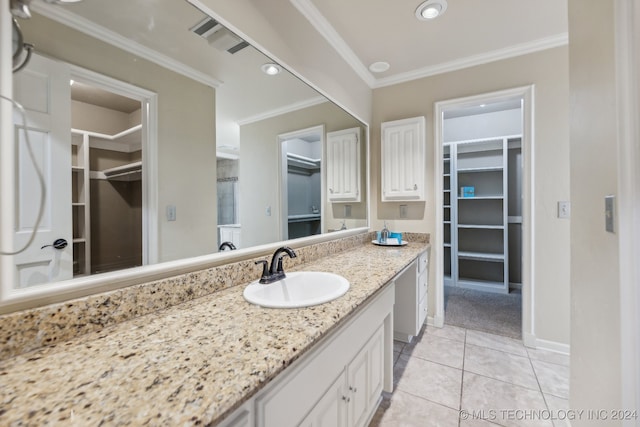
[240, 102, 365, 248]
[568, 0, 622, 418]
[371, 47, 571, 346]
[198, 0, 372, 123]
[71, 100, 136, 135]
[22, 14, 218, 263]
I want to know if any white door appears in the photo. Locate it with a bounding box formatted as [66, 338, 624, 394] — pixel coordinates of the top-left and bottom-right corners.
[12, 53, 73, 287]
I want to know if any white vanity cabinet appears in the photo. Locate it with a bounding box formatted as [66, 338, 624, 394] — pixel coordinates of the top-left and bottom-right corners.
[393, 249, 430, 342]
[326, 127, 361, 202]
[240, 284, 394, 427]
[300, 326, 384, 427]
[381, 117, 426, 202]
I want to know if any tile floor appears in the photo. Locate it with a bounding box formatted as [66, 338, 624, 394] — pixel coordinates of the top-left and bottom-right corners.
[369, 324, 570, 427]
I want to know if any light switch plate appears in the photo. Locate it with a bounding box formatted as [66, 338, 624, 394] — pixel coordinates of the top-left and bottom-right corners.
[605, 195, 615, 233]
[558, 201, 570, 219]
[344, 205, 352, 218]
[400, 204, 408, 219]
[166, 205, 176, 221]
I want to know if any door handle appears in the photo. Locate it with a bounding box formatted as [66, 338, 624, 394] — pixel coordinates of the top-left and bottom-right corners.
[41, 238, 68, 250]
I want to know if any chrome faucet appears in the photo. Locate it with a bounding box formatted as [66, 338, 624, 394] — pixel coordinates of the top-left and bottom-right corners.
[255, 246, 297, 284]
[219, 241, 236, 251]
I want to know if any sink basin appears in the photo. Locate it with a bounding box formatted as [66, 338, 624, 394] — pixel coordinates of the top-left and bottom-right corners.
[243, 271, 350, 308]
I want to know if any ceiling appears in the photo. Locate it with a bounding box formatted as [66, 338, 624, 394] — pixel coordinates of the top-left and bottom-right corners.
[31, 0, 568, 142]
[294, 0, 568, 87]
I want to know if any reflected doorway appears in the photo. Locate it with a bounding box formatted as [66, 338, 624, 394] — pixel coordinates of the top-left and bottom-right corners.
[279, 125, 324, 240]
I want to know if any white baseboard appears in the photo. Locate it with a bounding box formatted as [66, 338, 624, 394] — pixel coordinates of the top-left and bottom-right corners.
[523, 332, 570, 355]
[427, 315, 444, 328]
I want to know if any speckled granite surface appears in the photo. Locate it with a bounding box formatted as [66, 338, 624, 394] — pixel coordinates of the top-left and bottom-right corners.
[0, 238, 429, 426]
[1, 232, 413, 361]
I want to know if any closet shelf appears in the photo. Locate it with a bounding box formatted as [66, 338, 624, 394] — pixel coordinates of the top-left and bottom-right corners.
[457, 224, 504, 229]
[72, 124, 142, 146]
[458, 195, 504, 200]
[458, 251, 505, 261]
[287, 153, 321, 170]
[72, 202, 85, 207]
[457, 166, 503, 173]
[73, 238, 86, 244]
[72, 166, 84, 172]
[90, 161, 142, 182]
[288, 214, 321, 223]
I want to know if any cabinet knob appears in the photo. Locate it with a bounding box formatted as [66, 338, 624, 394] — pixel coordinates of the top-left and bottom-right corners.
[329, 188, 334, 194]
[414, 184, 418, 190]
[342, 395, 351, 402]
[349, 386, 358, 393]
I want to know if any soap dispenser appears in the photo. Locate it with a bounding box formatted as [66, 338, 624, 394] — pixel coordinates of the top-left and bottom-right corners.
[380, 221, 389, 244]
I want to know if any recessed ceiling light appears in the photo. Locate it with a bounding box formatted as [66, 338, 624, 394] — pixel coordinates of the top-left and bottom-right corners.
[261, 63, 281, 75]
[415, 0, 448, 20]
[70, 79, 75, 86]
[480, 104, 486, 108]
[369, 62, 390, 73]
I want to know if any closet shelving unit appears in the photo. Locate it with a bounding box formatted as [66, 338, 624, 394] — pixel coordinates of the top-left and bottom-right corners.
[70, 124, 142, 276]
[443, 135, 521, 294]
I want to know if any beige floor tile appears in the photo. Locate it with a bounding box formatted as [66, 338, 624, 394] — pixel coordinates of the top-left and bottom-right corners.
[462, 372, 553, 427]
[394, 340, 406, 353]
[465, 344, 538, 390]
[527, 347, 570, 367]
[544, 394, 571, 427]
[531, 359, 569, 399]
[410, 333, 465, 369]
[466, 329, 528, 357]
[369, 389, 459, 427]
[394, 354, 462, 410]
[460, 417, 504, 426]
[425, 324, 467, 343]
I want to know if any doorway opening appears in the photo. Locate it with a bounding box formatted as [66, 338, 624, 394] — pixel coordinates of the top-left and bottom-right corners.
[434, 86, 534, 343]
[279, 125, 324, 240]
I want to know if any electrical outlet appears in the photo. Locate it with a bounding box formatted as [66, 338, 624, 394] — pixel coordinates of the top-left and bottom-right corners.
[344, 205, 352, 218]
[400, 204, 408, 219]
[166, 205, 176, 221]
[557, 201, 570, 219]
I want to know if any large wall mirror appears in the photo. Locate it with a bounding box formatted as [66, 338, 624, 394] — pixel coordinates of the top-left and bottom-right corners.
[1, 0, 368, 311]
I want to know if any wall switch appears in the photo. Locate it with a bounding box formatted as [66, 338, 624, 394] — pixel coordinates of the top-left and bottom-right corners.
[265, 206, 271, 216]
[557, 201, 570, 219]
[400, 204, 408, 219]
[605, 195, 615, 233]
[166, 205, 176, 221]
[344, 205, 352, 218]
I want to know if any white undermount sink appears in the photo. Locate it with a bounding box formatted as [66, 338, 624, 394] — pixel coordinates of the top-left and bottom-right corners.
[243, 271, 350, 308]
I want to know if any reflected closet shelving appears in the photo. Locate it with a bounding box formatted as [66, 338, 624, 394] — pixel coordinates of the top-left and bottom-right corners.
[443, 135, 521, 294]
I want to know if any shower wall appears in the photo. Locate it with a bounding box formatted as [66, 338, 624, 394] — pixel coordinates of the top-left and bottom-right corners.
[217, 158, 239, 225]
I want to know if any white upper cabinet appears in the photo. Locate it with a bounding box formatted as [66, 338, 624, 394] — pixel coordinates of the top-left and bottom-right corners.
[381, 116, 426, 201]
[326, 127, 361, 202]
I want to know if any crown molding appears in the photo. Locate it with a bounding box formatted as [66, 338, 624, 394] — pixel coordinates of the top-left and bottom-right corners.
[30, 2, 223, 89]
[237, 96, 327, 126]
[290, 0, 375, 87]
[373, 33, 569, 88]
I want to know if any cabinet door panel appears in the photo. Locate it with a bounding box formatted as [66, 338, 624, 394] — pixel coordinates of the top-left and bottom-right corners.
[347, 345, 369, 427]
[381, 117, 425, 201]
[326, 127, 361, 202]
[366, 326, 385, 416]
[300, 373, 348, 427]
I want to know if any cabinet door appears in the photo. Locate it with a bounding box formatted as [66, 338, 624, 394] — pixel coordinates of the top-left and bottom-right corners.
[326, 127, 361, 202]
[299, 373, 348, 427]
[347, 344, 369, 427]
[365, 326, 385, 418]
[381, 117, 425, 201]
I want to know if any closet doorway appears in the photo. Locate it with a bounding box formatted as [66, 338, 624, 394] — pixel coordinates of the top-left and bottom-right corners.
[434, 86, 534, 343]
[70, 67, 157, 275]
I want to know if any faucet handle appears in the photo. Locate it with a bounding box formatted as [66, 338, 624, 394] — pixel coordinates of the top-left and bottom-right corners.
[255, 260, 268, 279]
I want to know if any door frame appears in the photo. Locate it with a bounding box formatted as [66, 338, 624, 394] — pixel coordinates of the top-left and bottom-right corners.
[433, 85, 535, 345]
[69, 66, 158, 266]
[278, 125, 325, 241]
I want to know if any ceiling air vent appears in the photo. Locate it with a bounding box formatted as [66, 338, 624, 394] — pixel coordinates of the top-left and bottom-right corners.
[190, 17, 248, 54]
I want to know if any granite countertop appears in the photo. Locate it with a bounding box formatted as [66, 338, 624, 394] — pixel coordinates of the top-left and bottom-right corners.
[0, 242, 428, 426]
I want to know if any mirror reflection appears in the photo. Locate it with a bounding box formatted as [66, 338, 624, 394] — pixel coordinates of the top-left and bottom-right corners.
[7, 0, 367, 293]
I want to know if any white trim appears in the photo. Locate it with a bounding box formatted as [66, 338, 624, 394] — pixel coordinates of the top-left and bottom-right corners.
[278, 125, 326, 241]
[289, 0, 375, 88]
[615, 0, 640, 418]
[237, 96, 327, 126]
[68, 65, 159, 267]
[534, 338, 570, 356]
[433, 85, 536, 346]
[374, 34, 567, 88]
[30, 2, 222, 89]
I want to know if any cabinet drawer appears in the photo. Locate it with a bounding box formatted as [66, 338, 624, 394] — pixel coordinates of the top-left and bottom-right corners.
[417, 251, 428, 274]
[419, 293, 428, 326]
[418, 270, 427, 301]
